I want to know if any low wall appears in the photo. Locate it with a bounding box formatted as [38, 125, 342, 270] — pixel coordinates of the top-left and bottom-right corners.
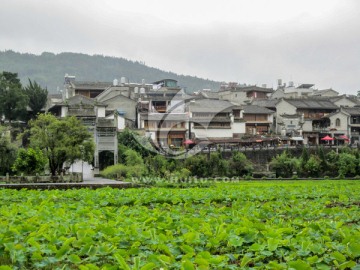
[0, 173, 83, 184]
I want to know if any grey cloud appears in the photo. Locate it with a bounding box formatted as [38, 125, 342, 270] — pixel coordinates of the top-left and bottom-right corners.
[0, 1, 359, 94]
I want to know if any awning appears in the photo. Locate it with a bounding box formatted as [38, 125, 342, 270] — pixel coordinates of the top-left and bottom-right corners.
[321, 135, 334, 141]
[291, 137, 304, 141]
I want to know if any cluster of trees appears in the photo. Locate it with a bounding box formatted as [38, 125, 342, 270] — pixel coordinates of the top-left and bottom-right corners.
[101, 129, 254, 180]
[0, 72, 95, 177]
[0, 114, 94, 177]
[270, 146, 360, 178]
[0, 71, 48, 123]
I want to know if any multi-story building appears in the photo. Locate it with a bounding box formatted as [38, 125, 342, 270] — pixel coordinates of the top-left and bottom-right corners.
[276, 98, 339, 144]
[219, 83, 274, 104]
[189, 99, 244, 141]
[137, 79, 190, 150]
[47, 95, 118, 172]
[242, 105, 275, 135]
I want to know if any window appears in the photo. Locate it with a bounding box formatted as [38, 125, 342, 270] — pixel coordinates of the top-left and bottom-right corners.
[336, 118, 340, 127]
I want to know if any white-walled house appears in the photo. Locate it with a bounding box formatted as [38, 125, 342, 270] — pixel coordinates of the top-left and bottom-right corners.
[189, 99, 245, 140]
[276, 98, 339, 144]
[47, 95, 118, 173]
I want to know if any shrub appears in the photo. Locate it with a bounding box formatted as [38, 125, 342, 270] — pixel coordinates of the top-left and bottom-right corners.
[12, 147, 47, 175]
[172, 168, 191, 181]
[269, 151, 298, 178]
[338, 152, 357, 177]
[100, 164, 128, 179]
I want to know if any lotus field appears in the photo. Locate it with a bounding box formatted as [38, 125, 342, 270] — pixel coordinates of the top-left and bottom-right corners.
[1, 181, 360, 269]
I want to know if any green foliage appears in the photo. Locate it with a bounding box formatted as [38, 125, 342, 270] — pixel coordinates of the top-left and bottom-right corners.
[303, 155, 321, 178]
[0, 72, 28, 123]
[118, 129, 154, 158]
[12, 147, 47, 175]
[229, 152, 253, 177]
[270, 151, 298, 178]
[184, 154, 209, 177]
[124, 149, 144, 166]
[0, 181, 359, 268]
[0, 128, 17, 175]
[28, 114, 94, 176]
[325, 150, 339, 177]
[23, 79, 48, 119]
[101, 148, 146, 180]
[145, 154, 169, 177]
[208, 151, 229, 177]
[338, 152, 358, 177]
[172, 168, 191, 181]
[100, 163, 145, 180]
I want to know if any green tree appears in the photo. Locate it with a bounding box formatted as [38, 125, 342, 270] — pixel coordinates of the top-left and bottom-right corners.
[124, 149, 144, 166]
[23, 79, 48, 119]
[0, 72, 28, 124]
[12, 147, 47, 175]
[303, 155, 321, 178]
[208, 151, 229, 177]
[28, 114, 94, 176]
[145, 154, 168, 177]
[338, 152, 357, 177]
[314, 145, 329, 176]
[269, 151, 298, 178]
[184, 154, 208, 177]
[326, 150, 339, 177]
[0, 127, 17, 175]
[229, 152, 253, 177]
[118, 128, 154, 158]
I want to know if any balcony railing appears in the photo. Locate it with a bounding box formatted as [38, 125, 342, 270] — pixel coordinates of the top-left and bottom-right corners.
[312, 126, 330, 132]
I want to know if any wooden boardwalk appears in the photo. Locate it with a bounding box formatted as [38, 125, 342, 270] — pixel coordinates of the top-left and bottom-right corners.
[0, 177, 135, 190]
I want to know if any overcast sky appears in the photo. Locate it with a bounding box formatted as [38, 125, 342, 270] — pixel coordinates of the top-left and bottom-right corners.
[1, 0, 360, 94]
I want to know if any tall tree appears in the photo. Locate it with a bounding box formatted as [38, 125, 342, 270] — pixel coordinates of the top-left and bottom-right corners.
[23, 79, 48, 119]
[0, 72, 28, 124]
[0, 126, 17, 175]
[28, 114, 95, 176]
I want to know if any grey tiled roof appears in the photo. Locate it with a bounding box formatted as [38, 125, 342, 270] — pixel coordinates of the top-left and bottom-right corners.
[72, 81, 112, 90]
[285, 99, 338, 109]
[280, 113, 302, 119]
[199, 91, 220, 99]
[329, 95, 360, 105]
[61, 95, 106, 106]
[242, 105, 275, 114]
[189, 99, 239, 113]
[251, 99, 278, 108]
[231, 85, 274, 93]
[342, 107, 360, 116]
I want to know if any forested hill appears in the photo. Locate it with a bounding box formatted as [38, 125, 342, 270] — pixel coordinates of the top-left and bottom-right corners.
[0, 50, 221, 93]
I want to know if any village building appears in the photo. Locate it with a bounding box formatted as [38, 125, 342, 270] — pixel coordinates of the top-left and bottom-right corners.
[47, 95, 118, 173]
[218, 83, 274, 104]
[275, 98, 339, 144]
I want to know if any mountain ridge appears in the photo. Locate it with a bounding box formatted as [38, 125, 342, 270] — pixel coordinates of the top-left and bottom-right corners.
[0, 50, 222, 93]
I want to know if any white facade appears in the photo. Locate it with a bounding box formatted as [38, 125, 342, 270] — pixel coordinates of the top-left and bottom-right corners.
[232, 122, 246, 134]
[96, 106, 106, 118]
[192, 126, 233, 139]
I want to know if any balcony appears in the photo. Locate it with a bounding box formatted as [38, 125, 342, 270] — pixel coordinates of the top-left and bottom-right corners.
[312, 126, 330, 132]
[234, 117, 245, 122]
[153, 106, 167, 113]
[194, 125, 231, 129]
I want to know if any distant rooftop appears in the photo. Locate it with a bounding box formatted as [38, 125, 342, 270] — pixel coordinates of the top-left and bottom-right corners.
[284, 99, 338, 109]
[297, 84, 314, 89]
